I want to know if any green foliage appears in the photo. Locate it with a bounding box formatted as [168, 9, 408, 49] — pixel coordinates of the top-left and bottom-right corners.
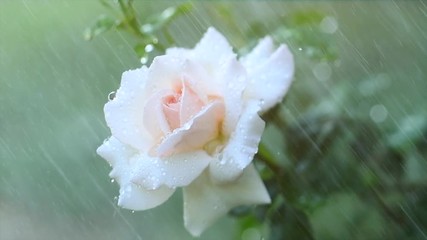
[85, 0, 192, 59]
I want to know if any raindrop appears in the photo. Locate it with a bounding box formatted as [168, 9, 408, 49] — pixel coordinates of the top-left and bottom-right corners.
[145, 44, 154, 53]
[108, 91, 116, 101]
[131, 210, 135, 213]
[298, 47, 303, 51]
[141, 24, 153, 33]
[369, 104, 388, 123]
[110, 179, 115, 183]
[140, 57, 148, 64]
[320, 16, 338, 34]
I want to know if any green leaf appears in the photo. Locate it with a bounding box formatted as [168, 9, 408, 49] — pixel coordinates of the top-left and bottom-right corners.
[84, 15, 117, 41]
[140, 2, 193, 34]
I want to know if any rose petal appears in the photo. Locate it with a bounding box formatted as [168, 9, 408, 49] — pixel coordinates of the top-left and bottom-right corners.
[240, 36, 274, 72]
[157, 100, 225, 156]
[216, 58, 246, 136]
[145, 55, 186, 96]
[97, 137, 175, 210]
[104, 67, 152, 151]
[144, 89, 173, 139]
[118, 183, 175, 211]
[183, 164, 271, 237]
[192, 27, 235, 71]
[180, 81, 205, 125]
[163, 104, 180, 131]
[242, 43, 294, 112]
[181, 59, 214, 100]
[209, 101, 265, 183]
[130, 150, 213, 189]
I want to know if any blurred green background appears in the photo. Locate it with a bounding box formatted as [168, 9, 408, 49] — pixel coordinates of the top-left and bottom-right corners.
[1, 1, 426, 240]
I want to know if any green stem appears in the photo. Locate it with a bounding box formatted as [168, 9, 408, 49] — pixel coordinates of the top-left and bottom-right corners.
[117, 0, 145, 39]
[258, 143, 283, 175]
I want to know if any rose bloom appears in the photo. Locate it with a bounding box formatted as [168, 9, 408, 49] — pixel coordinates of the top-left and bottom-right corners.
[97, 27, 294, 236]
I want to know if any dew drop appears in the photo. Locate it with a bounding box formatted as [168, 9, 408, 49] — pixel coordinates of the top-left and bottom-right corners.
[108, 91, 116, 101]
[145, 44, 154, 53]
[110, 179, 115, 183]
[140, 57, 148, 64]
[131, 210, 135, 213]
[141, 24, 153, 33]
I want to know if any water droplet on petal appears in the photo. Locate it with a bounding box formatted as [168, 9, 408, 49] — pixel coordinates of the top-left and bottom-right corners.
[108, 91, 116, 101]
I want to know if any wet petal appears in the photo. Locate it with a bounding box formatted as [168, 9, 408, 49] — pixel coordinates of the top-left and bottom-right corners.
[157, 101, 225, 156]
[144, 89, 173, 139]
[216, 58, 247, 136]
[209, 101, 265, 183]
[118, 183, 175, 211]
[97, 138, 175, 211]
[181, 60, 212, 100]
[145, 55, 185, 96]
[180, 81, 205, 125]
[192, 27, 236, 70]
[104, 67, 152, 151]
[130, 150, 213, 189]
[240, 36, 274, 71]
[183, 164, 271, 237]
[242, 43, 294, 112]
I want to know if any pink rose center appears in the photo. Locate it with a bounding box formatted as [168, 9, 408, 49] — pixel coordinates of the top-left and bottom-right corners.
[143, 79, 225, 156]
[161, 82, 205, 131]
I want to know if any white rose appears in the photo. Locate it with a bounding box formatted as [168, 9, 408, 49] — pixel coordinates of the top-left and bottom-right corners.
[97, 27, 294, 236]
